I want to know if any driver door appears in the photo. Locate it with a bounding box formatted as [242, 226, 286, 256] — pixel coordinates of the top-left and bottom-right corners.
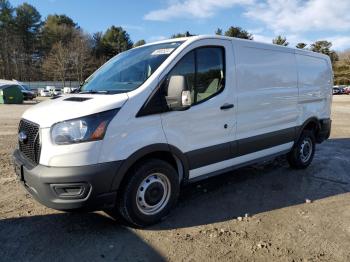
[160, 39, 236, 179]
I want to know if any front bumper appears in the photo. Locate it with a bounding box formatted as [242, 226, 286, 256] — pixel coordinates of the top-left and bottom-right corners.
[13, 149, 123, 211]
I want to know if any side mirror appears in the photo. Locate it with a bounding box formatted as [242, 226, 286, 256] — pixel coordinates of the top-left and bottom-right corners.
[165, 75, 191, 110]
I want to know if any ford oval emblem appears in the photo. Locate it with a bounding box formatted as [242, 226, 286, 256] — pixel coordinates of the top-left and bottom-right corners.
[18, 131, 28, 143]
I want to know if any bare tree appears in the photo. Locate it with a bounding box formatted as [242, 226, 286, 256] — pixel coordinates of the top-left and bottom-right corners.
[337, 49, 350, 63]
[42, 41, 71, 85]
[69, 33, 93, 84]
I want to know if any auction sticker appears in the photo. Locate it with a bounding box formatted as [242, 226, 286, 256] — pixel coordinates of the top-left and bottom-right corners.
[151, 48, 175, 55]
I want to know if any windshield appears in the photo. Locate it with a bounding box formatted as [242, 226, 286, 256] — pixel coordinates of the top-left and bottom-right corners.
[81, 41, 184, 94]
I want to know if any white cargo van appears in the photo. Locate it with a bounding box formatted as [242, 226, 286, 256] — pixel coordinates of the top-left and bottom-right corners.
[13, 35, 332, 226]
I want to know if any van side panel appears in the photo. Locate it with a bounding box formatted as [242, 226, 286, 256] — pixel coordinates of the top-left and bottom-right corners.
[296, 54, 332, 124]
[234, 43, 298, 141]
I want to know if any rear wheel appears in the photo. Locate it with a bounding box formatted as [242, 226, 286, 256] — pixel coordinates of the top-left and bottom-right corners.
[288, 130, 316, 169]
[116, 159, 179, 227]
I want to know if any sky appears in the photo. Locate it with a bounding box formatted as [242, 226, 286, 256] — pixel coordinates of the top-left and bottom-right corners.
[10, 0, 350, 51]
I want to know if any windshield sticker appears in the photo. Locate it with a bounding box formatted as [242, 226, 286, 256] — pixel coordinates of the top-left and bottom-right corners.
[151, 48, 175, 55]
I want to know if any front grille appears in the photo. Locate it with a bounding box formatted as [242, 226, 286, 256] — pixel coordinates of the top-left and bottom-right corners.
[18, 119, 41, 165]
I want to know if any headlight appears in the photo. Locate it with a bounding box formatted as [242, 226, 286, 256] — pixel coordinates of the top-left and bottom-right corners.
[51, 109, 119, 145]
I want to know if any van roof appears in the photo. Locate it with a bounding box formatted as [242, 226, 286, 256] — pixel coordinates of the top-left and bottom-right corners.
[147, 35, 329, 60]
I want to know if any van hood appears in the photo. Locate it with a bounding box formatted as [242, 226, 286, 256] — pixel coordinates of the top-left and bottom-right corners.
[22, 93, 128, 128]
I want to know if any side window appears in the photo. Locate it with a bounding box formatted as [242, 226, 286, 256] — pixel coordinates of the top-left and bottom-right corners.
[166, 46, 225, 105]
[196, 47, 225, 103]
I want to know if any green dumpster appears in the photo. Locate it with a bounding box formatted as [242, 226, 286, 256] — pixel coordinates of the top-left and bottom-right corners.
[0, 84, 23, 104]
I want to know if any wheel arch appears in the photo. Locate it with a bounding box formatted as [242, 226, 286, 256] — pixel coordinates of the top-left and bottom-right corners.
[110, 143, 190, 192]
[295, 117, 321, 143]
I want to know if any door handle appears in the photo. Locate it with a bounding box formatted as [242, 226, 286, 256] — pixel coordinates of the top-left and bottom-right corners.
[220, 103, 234, 110]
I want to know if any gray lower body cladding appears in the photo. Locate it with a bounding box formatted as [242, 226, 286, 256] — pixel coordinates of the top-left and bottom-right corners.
[186, 118, 331, 170]
[186, 126, 296, 170]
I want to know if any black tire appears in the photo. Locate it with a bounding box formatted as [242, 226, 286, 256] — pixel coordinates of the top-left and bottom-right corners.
[116, 159, 180, 227]
[288, 130, 316, 169]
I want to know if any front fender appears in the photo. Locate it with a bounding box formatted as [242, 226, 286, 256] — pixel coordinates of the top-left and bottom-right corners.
[109, 143, 189, 191]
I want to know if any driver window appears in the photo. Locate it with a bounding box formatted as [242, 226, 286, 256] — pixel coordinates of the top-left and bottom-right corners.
[166, 46, 225, 105]
[196, 47, 225, 103]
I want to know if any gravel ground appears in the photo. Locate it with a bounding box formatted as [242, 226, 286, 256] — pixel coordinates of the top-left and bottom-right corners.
[0, 96, 349, 262]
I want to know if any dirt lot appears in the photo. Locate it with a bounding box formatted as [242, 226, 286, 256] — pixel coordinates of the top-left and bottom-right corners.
[1, 96, 350, 262]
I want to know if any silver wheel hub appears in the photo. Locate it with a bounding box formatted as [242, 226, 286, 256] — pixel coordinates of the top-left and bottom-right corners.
[300, 138, 312, 163]
[136, 173, 171, 215]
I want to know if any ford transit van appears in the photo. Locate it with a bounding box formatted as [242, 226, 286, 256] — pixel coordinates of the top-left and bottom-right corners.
[13, 35, 332, 227]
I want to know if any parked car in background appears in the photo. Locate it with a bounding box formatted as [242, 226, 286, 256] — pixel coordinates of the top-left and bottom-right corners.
[32, 89, 39, 96]
[37, 88, 43, 95]
[40, 89, 51, 97]
[333, 87, 340, 95]
[343, 86, 350, 94]
[332, 85, 349, 95]
[18, 84, 36, 100]
[46, 86, 55, 94]
[51, 88, 62, 96]
[63, 87, 78, 94]
[47, 86, 62, 96]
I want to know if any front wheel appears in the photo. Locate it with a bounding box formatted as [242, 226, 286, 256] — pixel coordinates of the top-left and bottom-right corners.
[116, 159, 179, 227]
[288, 130, 316, 169]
